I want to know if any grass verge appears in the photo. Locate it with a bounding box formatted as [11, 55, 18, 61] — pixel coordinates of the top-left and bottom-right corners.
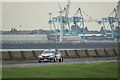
[2, 62, 118, 78]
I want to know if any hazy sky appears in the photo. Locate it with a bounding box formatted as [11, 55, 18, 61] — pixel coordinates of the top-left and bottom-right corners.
[2, 2, 118, 31]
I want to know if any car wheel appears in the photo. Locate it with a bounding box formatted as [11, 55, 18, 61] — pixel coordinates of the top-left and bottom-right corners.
[39, 61, 41, 63]
[62, 57, 63, 61]
[59, 58, 62, 62]
[54, 57, 57, 62]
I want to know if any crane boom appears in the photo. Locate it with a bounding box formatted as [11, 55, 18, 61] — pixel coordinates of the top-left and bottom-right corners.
[58, 2, 62, 11]
[65, 0, 70, 18]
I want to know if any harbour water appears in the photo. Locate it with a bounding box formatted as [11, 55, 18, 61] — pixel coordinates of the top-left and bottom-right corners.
[1, 34, 119, 50]
[1, 34, 48, 42]
[2, 41, 118, 49]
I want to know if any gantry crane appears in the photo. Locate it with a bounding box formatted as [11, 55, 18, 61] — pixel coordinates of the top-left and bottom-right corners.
[48, 1, 71, 41]
[48, 7, 100, 41]
[48, 1, 116, 42]
[102, 8, 119, 40]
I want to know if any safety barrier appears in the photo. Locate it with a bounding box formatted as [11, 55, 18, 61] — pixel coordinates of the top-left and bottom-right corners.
[21, 51, 35, 59]
[75, 49, 88, 57]
[66, 50, 79, 58]
[113, 48, 118, 56]
[86, 49, 98, 57]
[59, 50, 69, 58]
[0, 52, 2, 60]
[96, 49, 107, 57]
[2, 51, 11, 60]
[104, 49, 116, 57]
[34, 50, 43, 59]
[1, 48, 118, 60]
[10, 51, 23, 60]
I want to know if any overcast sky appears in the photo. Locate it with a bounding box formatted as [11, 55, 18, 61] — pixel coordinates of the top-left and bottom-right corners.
[2, 2, 118, 31]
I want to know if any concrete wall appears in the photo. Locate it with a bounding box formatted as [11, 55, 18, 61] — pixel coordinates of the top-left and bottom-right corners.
[66, 50, 79, 58]
[75, 49, 88, 57]
[59, 50, 69, 58]
[86, 49, 97, 57]
[33, 50, 43, 59]
[104, 49, 116, 57]
[2, 51, 11, 60]
[0, 52, 2, 60]
[21, 51, 35, 59]
[96, 49, 107, 57]
[114, 48, 118, 56]
[2, 48, 118, 60]
[10, 51, 23, 60]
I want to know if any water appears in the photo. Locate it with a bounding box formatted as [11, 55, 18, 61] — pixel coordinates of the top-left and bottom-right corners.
[1, 41, 118, 49]
[1, 34, 119, 50]
[2, 34, 48, 41]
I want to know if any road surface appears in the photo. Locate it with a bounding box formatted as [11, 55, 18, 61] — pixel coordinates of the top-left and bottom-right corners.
[2, 59, 117, 68]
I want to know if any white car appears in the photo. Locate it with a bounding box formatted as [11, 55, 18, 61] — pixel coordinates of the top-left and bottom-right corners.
[38, 49, 63, 63]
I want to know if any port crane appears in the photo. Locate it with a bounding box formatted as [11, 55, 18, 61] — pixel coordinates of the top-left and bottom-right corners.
[48, 1, 71, 41]
[48, 1, 101, 41]
[48, 1, 118, 41]
[102, 8, 119, 40]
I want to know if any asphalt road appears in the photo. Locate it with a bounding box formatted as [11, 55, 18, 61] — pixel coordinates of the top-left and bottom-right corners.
[2, 59, 117, 68]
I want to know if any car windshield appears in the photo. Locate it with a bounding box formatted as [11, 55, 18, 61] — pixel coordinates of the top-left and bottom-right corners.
[43, 51, 55, 54]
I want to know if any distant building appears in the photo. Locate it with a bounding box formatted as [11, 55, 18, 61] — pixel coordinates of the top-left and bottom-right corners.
[10, 28, 17, 32]
[49, 33, 105, 41]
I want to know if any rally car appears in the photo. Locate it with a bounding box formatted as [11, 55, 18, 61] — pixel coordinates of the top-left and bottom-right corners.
[38, 49, 63, 63]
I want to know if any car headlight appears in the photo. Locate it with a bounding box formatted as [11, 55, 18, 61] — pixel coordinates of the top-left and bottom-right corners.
[57, 55, 60, 57]
[50, 55, 54, 57]
[38, 55, 42, 58]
